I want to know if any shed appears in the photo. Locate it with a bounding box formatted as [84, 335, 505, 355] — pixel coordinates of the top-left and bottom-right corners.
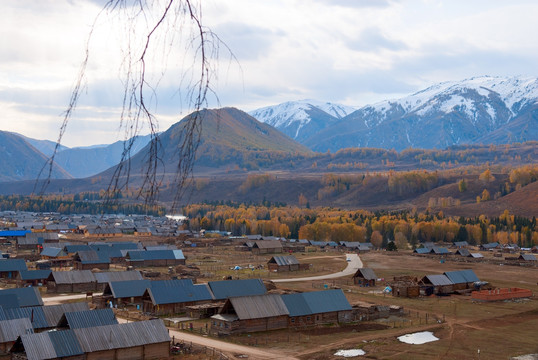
[352, 268, 377, 287]
[444, 269, 479, 290]
[211, 294, 289, 335]
[282, 289, 352, 327]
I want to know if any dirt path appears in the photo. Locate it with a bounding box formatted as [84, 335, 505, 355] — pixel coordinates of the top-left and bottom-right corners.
[42, 293, 102, 305]
[273, 253, 362, 283]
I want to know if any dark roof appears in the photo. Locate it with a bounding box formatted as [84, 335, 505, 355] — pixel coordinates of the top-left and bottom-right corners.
[455, 248, 471, 257]
[228, 294, 289, 320]
[18, 270, 52, 281]
[40, 247, 64, 257]
[0, 288, 43, 308]
[453, 241, 469, 247]
[48, 329, 84, 358]
[104, 279, 152, 298]
[18, 329, 84, 360]
[414, 248, 430, 254]
[41, 303, 90, 327]
[0, 318, 33, 343]
[431, 247, 449, 254]
[49, 270, 96, 284]
[127, 249, 184, 261]
[0, 259, 28, 272]
[282, 289, 352, 317]
[4, 306, 49, 329]
[253, 240, 283, 249]
[444, 270, 480, 284]
[353, 268, 377, 280]
[64, 245, 91, 253]
[0, 294, 20, 309]
[520, 254, 537, 261]
[74, 250, 110, 264]
[59, 308, 118, 329]
[268, 255, 299, 266]
[145, 280, 212, 305]
[208, 279, 267, 300]
[481, 242, 500, 249]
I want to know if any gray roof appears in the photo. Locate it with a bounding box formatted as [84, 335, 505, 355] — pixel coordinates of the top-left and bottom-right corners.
[49, 270, 96, 284]
[40, 247, 64, 257]
[353, 268, 377, 280]
[0, 259, 27, 272]
[414, 248, 430, 254]
[41, 303, 90, 327]
[423, 274, 453, 286]
[127, 249, 184, 261]
[104, 279, 152, 298]
[470, 253, 484, 258]
[73, 319, 170, 352]
[444, 270, 480, 284]
[19, 329, 84, 360]
[520, 254, 537, 261]
[208, 279, 267, 300]
[4, 306, 49, 329]
[146, 280, 212, 305]
[282, 289, 351, 317]
[456, 248, 471, 257]
[60, 308, 118, 329]
[94, 270, 143, 283]
[268, 255, 299, 266]
[18, 270, 51, 281]
[0, 318, 33, 343]
[253, 240, 283, 249]
[75, 250, 110, 264]
[228, 294, 289, 320]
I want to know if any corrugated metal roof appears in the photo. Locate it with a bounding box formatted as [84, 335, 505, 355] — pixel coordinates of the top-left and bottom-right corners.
[520, 254, 537, 261]
[354, 268, 377, 280]
[42, 303, 90, 327]
[40, 247, 64, 257]
[208, 279, 267, 300]
[147, 281, 212, 305]
[105, 279, 152, 298]
[254, 240, 282, 249]
[470, 253, 484, 258]
[64, 244, 91, 253]
[94, 270, 143, 283]
[0, 294, 20, 309]
[423, 274, 453, 286]
[0, 318, 33, 342]
[50, 270, 96, 284]
[73, 319, 169, 352]
[61, 308, 118, 329]
[414, 248, 430, 254]
[269, 255, 299, 266]
[75, 250, 110, 264]
[432, 247, 449, 254]
[48, 329, 84, 357]
[0, 259, 28, 272]
[456, 249, 471, 257]
[0, 288, 43, 307]
[128, 249, 184, 261]
[4, 306, 49, 329]
[282, 289, 352, 317]
[18, 270, 52, 280]
[444, 270, 480, 284]
[229, 294, 289, 320]
[20, 332, 57, 360]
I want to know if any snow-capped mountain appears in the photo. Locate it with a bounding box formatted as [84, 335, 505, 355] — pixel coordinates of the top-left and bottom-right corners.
[249, 100, 356, 142]
[261, 76, 538, 152]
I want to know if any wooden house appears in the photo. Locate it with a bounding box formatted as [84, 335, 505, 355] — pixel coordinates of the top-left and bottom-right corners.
[99, 279, 152, 308]
[352, 268, 377, 287]
[0, 287, 43, 308]
[211, 294, 289, 335]
[11, 319, 169, 360]
[282, 289, 352, 327]
[142, 279, 213, 315]
[73, 250, 110, 270]
[389, 276, 420, 298]
[207, 279, 267, 300]
[419, 274, 454, 295]
[0, 318, 34, 352]
[251, 240, 283, 255]
[0, 259, 27, 279]
[47, 270, 98, 293]
[83, 226, 122, 238]
[125, 249, 185, 267]
[267, 255, 308, 272]
[443, 270, 479, 291]
[57, 308, 118, 329]
[16, 270, 51, 287]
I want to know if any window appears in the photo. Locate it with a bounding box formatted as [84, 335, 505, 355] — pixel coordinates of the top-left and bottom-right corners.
[291, 318, 295, 323]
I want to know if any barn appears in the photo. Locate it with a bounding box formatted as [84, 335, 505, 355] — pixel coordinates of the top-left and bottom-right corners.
[267, 255, 308, 272]
[352, 268, 377, 287]
[282, 289, 352, 327]
[211, 294, 289, 335]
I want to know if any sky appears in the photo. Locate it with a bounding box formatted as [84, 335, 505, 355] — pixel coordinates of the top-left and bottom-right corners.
[1, 0, 538, 147]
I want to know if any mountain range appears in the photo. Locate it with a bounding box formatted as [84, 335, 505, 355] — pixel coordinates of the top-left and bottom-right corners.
[250, 75, 538, 151]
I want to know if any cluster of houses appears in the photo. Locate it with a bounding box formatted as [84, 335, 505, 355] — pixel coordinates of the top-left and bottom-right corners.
[413, 241, 537, 262]
[0, 287, 170, 360]
[389, 269, 481, 297]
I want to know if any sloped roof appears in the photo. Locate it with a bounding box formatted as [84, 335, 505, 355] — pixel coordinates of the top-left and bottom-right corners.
[0, 318, 33, 343]
[470, 253, 484, 258]
[94, 270, 143, 283]
[146, 280, 212, 305]
[208, 279, 267, 300]
[73, 319, 169, 352]
[444, 270, 479, 284]
[49, 270, 96, 284]
[268, 255, 299, 266]
[41, 303, 90, 327]
[74, 250, 110, 264]
[4, 306, 49, 329]
[64, 245, 91, 254]
[414, 248, 430, 254]
[253, 240, 282, 249]
[353, 268, 377, 280]
[104, 279, 152, 298]
[228, 294, 289, 320]
[127, 249, 184, 261]
[422, 274, 454, 286]
[60, 308, 118, 329]
[520, 254, 537, 261]
[0, 259, 28, 272]
[0, 288, 43, 308]
[432, 247, 449, 254]
[18, 270, 51, 281]
[40, 247, 64, 257]
[282, 289, 352, 317]
[456, 248, 471, 257]
[18, 329, 84, 360]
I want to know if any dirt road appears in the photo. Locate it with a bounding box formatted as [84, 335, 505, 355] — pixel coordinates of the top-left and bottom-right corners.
[273, 253, 362, 283]
[42, 293, 101, 305]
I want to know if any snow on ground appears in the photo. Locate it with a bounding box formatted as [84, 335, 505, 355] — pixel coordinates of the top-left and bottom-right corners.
[397, 331, 439, 345]
[334, 349, 366, 357]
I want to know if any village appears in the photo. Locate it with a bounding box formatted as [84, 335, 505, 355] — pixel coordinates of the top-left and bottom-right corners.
[0, 211, 536, 360]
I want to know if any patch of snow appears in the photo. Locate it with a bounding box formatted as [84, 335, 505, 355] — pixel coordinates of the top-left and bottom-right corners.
[334, 349, 366, 357]
[398, 331, 439, 345]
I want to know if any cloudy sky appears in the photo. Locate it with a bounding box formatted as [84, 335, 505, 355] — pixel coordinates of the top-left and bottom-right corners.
[2, 0, 538, 147]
